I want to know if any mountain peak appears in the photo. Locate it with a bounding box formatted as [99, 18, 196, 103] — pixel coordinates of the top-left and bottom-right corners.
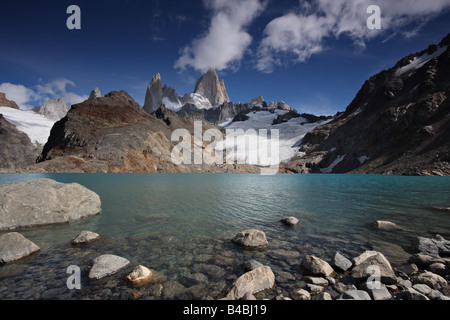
[143, 73, 164, 114]
[194, 68, 230, 106]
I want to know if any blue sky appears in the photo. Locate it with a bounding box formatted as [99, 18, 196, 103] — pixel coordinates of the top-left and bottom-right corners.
[1, 0, 449, 115]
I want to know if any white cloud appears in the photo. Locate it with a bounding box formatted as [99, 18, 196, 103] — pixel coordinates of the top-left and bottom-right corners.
[175, 0, 266, 72]
[0, 79, 88, 110]
[0, 83, 39, 109]
[256, 0, 450, 73]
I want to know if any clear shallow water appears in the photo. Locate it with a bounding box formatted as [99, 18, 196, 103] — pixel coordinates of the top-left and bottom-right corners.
[0, 173, 449, 300]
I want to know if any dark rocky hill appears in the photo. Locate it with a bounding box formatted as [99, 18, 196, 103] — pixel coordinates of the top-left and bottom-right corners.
[282, 34, 450, 176]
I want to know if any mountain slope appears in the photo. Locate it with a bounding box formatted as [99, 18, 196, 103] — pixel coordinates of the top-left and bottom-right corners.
[282, 34, 450, 175]
[29, 90, 259, 173]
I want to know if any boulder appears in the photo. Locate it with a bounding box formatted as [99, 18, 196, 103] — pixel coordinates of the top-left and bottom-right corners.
[404, 287, 430, 300]
[408, 253, 445, 268]
[72, 231, 100, 244]
[300, 255, 335, 277]
[351, 251, 397, 284]
[410, 234, 450, 257]
[338, 290, 371, 300]
[88, 254, 130, 280]
[280, 217, 299, 227]
[0, 232, 40, 263]
[372, 220, 402, 230]
[428, 262, 448, 276]
[304, 276, 329, 286]
[359, 282, 392, 300]
[125, 265, 164, 286]
[0, 179, 101, 230]
[225, 266, 275, 300]
[412, 271, 447, 290]
[292, 288, 311, 300]
[232, 229, 268, 249]
[241, 260, 263, 272]
[315, 292, 332, 300]
[331, 252, 352, 271]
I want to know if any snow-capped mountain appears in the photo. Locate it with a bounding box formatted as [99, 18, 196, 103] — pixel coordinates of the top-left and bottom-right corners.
[143, 69, 228, 114]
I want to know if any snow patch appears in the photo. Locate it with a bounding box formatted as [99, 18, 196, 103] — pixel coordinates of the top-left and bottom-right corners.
[396, 45, 447, 77]
[0, 106, 56, 146]
[218, 109, 331, 165]
[162, 97, 183, 111]
[320, 155, 345, 173]
[358, 155, 370, 164]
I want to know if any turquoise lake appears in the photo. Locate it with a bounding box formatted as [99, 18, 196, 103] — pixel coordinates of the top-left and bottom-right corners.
[0, 173, 449, 299]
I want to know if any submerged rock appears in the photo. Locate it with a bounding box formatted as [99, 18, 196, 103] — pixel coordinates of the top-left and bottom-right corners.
[72, 231, 100, 244]
[0, 232, 40, 263]
[0, 179, 102, 230]
[372, 220, 402, 231]
[89, 254, 130, 280]
[232, 229, 268, 249]
[125, 265, 164, 286]
[280, 217, 299, 227]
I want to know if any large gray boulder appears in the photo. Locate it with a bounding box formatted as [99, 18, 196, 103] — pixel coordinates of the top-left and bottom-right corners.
[224, 266, 275, 300]
[0, 179, 101, 230]
[0, 232, 40, 263]
[351, 251, 397, 284]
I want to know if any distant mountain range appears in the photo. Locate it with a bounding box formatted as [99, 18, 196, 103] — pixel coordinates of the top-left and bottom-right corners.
[1, 33, 449, 175]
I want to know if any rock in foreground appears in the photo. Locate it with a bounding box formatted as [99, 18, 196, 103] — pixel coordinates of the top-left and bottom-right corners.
[300, 255, 335, 277]
[0, 232, 40, 263]
[232, 229, 268, 249]
[224, 266, 275, 300]
[89, 254, 130, 280]
[0, 179, 101, 230]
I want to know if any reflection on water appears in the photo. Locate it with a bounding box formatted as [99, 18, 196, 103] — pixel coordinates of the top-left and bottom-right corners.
[0, 173, 449, 299]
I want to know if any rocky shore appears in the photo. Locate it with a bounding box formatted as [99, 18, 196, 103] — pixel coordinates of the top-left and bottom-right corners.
[0, 224, 448, 300]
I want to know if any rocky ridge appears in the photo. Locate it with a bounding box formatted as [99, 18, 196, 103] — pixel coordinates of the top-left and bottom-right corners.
[282, 34, 450, 176]
[0, 92, 19, 109]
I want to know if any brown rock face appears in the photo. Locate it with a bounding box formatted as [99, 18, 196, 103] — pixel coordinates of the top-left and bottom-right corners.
[194, 68, 230, 106]
[0, 92, 19, 109]
[284, 34, 450, 176]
